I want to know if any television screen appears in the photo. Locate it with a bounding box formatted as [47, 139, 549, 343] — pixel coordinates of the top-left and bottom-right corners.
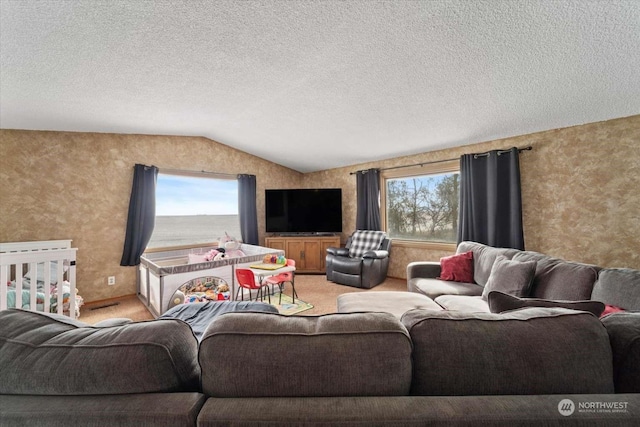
[265, 188, 342, 234]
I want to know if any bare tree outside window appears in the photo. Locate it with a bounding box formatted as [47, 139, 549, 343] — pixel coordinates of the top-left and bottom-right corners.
[385, 172, 459, 243]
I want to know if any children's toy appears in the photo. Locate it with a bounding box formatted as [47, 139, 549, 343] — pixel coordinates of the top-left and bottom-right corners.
[203, 247, 224, 261]
[186, 295, 203, 303]
[263, 254, 281, 263]
[219, 232, 241, 251]
[216, 283, 231, 300]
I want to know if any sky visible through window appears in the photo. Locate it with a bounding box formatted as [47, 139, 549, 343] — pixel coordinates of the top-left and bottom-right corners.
[395, 173, 447, 189]
[155, 174, 238, 216]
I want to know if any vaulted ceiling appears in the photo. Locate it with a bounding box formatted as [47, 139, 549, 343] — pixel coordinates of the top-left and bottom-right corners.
[1, 0, 639, 172]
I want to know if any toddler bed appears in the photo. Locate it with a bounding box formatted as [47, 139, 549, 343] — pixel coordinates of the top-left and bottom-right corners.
[0, 240, 83, 319]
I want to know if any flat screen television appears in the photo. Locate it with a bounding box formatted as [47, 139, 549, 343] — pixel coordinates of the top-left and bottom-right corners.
[265, 188, 342, 234]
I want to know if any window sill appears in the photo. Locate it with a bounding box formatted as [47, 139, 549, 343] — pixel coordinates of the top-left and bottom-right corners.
[389, 239, 456, 252]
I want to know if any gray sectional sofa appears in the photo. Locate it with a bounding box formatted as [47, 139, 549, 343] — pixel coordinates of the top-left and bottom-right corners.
[1, 306, 639, 426]
[407, 241, 640, 313]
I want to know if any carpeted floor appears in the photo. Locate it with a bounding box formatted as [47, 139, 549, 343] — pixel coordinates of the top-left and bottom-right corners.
[78, 275, 408, 324]
[79, 295, 155, 324]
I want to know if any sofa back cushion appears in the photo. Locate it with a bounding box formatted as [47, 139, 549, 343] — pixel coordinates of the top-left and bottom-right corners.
[199, 312, 412, 397]
[592, 268, 640, 310]
[0, 309, 200, 395]
[402, 308, 614, 396]
[511, 251, 600, 300]
[456, 241, 519, 286]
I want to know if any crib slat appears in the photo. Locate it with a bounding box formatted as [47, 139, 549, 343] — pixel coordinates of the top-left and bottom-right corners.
[15, 263, 23, 309]
[29, 262, 38, 311]
[56, 260, 64, 315]
[43, 261, 51, 314]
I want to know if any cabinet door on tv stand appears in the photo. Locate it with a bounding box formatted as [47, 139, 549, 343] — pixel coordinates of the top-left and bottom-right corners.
[302, 240, 321, 272]
[284, 240, 317, 272]
[284, 240, 304, 270]
[265, 238, 285, 252]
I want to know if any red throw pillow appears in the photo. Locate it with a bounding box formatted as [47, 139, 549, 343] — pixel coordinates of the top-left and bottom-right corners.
[600, 304, 626, 318]
[438, 251, 474, 283]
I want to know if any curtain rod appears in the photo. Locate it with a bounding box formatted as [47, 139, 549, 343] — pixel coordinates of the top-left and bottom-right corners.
[350, 145, 532, 175]
[159, 167, 239, 178]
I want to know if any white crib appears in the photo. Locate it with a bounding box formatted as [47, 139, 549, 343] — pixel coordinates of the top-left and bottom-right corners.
[0, 240, 79, 319]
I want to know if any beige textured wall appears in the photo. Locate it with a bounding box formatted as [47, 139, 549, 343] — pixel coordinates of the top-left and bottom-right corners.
[0, 130, 302, 302]
[2, 115, 638, 301]
[303, 115, 640, 278]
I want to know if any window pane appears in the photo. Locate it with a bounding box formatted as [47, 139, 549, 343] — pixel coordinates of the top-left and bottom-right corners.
[385, 172, 459, 243]
[147, 173, 241, 248]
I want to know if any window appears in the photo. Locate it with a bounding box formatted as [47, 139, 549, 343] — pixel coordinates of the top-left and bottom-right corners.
[381, 160, 459, 247]
[147, 172, 241, 249]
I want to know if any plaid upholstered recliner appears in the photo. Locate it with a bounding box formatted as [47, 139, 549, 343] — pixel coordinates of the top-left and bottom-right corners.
[326, 230, 391, 289]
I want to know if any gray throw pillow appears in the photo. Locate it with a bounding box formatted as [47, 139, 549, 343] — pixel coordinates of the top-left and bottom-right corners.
[481, 255, 536, 300]
[487, 291, 605, 317]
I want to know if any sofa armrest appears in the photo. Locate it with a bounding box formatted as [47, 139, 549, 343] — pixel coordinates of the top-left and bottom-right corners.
[327, 247, 349, 257]
[363, 250, 389, 260]
[407, 261, 441, 280]
[601, 312, 640, 393]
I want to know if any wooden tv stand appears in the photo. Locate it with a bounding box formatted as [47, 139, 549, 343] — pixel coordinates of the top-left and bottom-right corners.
[264, 235, 341, 273]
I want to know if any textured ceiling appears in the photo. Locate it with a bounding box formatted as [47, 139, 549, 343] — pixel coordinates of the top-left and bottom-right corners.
[1, 1, 639, 173]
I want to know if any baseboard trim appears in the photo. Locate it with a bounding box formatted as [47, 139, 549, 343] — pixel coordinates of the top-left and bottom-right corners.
[83, 293, 138, 307]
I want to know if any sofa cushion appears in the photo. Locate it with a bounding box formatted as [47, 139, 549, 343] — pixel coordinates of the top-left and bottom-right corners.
[592, 268, 640, 310]
[0, 309, 200, 395]
[437, 251, 474, 283]
[196, 395, 640, 426]
[481, 255, 536, 300]
[433, 295, 490, 312]
[199, 312, 412, 397]
[337, 291, 443, 318]
[0, 393, 206, 427]
[487, 291, 605, 317]
[601, 312, 640, 393]
[401, 308, 614, 396]
[456, 241, 520, 286]
[511, 251, 600, 300]
[408, 277, 483, 300]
